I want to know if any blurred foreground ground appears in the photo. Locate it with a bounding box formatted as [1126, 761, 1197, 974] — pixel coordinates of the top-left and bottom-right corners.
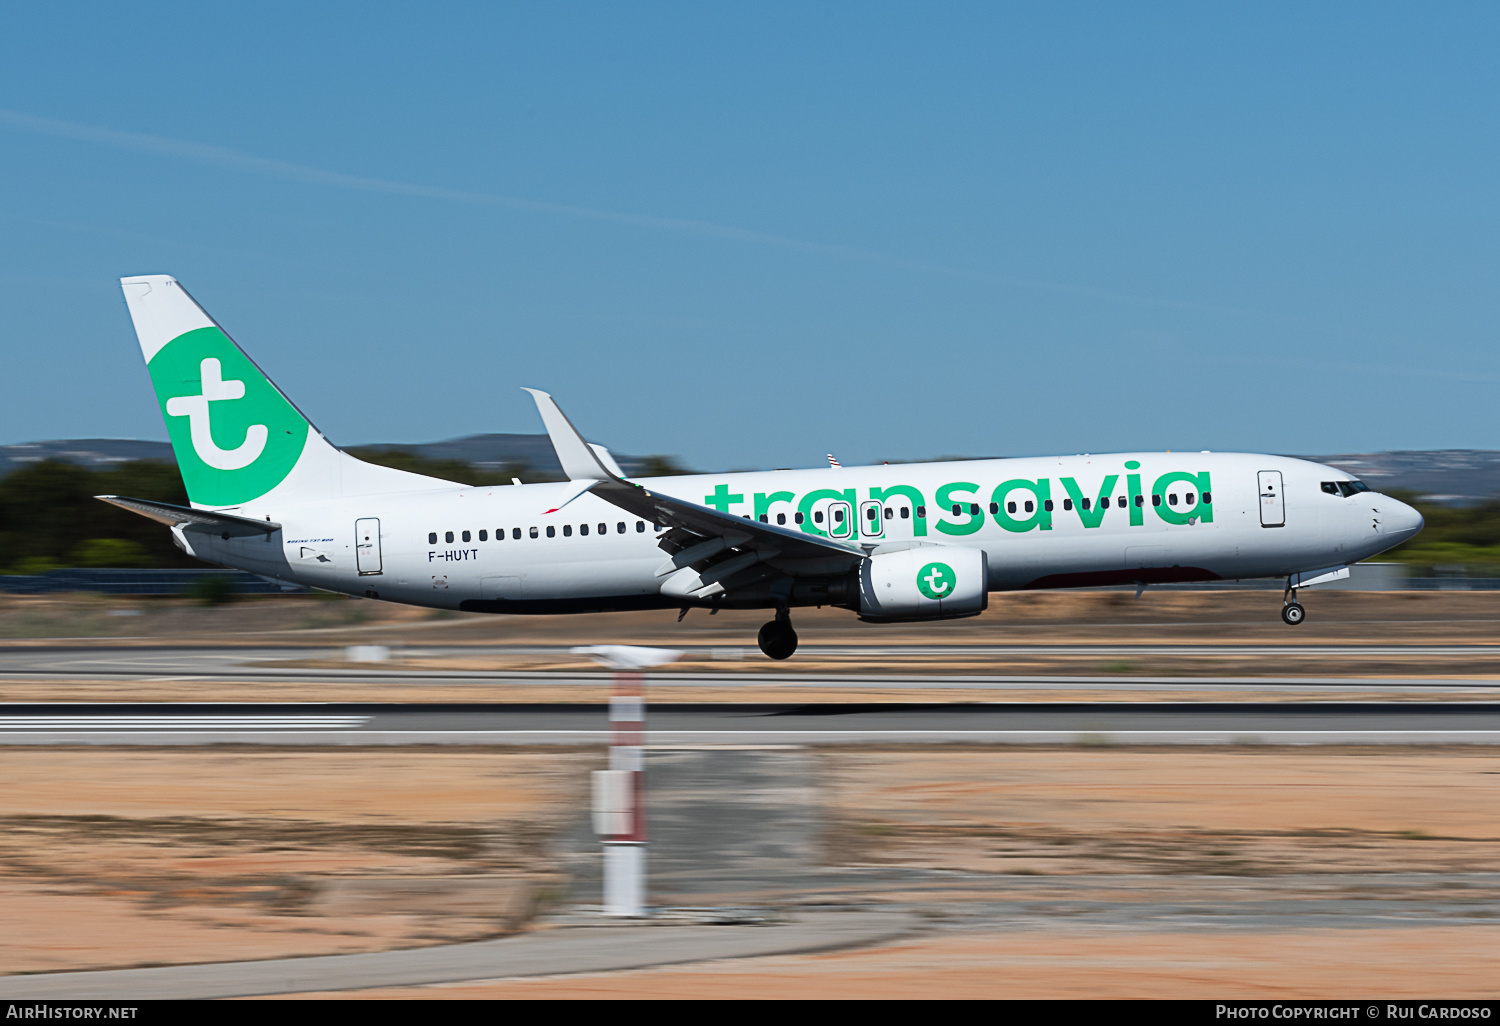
[5, 590, 1500, 706]
[2, 745, 1498, 997]
[3, 591, 1498, 997]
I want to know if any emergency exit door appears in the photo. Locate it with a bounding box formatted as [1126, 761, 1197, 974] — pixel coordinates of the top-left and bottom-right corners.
[1258, 472, 1285, 528]
[355, 518, 383, 574]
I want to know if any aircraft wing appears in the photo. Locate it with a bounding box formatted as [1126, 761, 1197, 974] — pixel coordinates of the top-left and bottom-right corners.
[96, 495, 281, 536]
[523, 390, 867, 578]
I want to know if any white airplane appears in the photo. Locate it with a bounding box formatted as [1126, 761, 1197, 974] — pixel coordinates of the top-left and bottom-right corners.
[103, 275, 1424, 659]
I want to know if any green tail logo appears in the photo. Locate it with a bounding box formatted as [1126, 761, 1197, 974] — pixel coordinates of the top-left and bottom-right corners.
[149, 326, 308, 506]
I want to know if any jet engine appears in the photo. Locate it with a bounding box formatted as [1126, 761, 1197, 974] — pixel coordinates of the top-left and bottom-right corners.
[857, 546, 988, 622]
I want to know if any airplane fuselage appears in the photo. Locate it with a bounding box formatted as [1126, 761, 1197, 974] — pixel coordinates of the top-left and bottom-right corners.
[189, 450, 1423, 613]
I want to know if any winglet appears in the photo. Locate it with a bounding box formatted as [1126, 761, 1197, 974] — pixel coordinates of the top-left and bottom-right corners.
[523, 388, 621, 482]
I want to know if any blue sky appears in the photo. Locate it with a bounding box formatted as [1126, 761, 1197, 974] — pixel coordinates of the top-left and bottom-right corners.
[2, 3, 1498, 470]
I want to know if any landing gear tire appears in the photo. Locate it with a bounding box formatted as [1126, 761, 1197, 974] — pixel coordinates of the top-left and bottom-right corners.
[1281, 602, 1306, 626]
[757, 619, 798, 660]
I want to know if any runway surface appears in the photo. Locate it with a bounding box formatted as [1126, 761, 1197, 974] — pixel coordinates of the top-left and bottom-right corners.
[2, 701, 1499, 745]
[3, 644, 1500, 694]
[0, 908, 918, 999]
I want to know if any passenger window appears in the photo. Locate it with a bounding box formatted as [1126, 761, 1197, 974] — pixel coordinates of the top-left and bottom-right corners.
[580, 523, 589, 536]
[969, 503, 980, 515]
[514, 528, 522, 539]
[428, 532, 437, 545]
[479, 530, 488, 541]
[1185, 492, 1195, 505]
[1168, 494, 1178, 505]
[883, 507, 892, 520]
[1063, 499, 1073, 511]
[637, 521, 646, 532]
[833, 509, 844, 523]
[900, 507, 910, 519]
[1135, 495, 1143, 507]
[547, 525, 556, 537]
[462, 530, 471, 542]
[1007, 501, 1017, 514]
[1117, 496, 1125, 507]
[795, 512, 805, 524]
[815, 511, 824, 524]
[866, 507, 876, 521]
[990, 502, 999, 515]
[1203, 492, 1212, 504]
[1100, 498, 1109, 509]
[617, 522, 626, 534]
[951, 504, 961, 516]
[445, 531, 454, 544]
[1044, 500, 1054, 512]
[760, 514, 769, 523]
[1081, 498, 1091, 511]
[563, 525, 572, 537]
[529, 527, 538, 539]
[916, 506, 926, 518]
[777, 513, 787, 525]
[1152, 494, 1161, 506]
[1025, 500, 1034, 513]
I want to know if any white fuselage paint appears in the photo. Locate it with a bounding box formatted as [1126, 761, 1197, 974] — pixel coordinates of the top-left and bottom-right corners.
[193, 452, 1423, 612]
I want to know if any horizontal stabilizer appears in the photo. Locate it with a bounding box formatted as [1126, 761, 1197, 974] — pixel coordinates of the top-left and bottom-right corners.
[96, 495, 280, 536]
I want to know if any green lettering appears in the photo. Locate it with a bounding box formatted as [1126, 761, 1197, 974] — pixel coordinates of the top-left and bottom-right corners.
[704, 483, 744, 513]
[754, 490, 796, 520]
[870, 484, 927, 537]
[1127, 473, 1143, 526]
[796, 488, 858, 537]
[1152, 471, 1214, 525]
[991, 478, 1052, 533]
[1060, 475, 1120, 528]
[935, 482, 983, 536]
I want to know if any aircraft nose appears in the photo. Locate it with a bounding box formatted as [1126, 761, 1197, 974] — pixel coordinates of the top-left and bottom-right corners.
[1380, 495, 1424, 543]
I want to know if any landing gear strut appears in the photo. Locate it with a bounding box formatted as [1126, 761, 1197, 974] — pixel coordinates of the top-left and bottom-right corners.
[757, 607, 798, 660]
[1281, 580, 1306, 626]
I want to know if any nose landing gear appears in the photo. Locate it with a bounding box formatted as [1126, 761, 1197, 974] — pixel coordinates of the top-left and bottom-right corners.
[757, 607, 798, 660]
[1281, 580, 1307, 626]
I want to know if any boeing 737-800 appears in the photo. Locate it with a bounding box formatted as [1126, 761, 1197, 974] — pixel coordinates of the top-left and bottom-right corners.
[102, 275, 1424, 659]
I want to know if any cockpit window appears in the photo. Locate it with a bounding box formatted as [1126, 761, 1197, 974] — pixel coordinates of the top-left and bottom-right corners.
[1322, 480, 1372, 497]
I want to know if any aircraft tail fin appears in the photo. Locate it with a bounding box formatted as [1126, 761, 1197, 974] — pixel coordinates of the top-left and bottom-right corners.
[120, 275, 455, 509]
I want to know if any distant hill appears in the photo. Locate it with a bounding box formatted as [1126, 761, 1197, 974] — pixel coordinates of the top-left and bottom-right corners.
[5, 438, 1499, 503]
[0, 439, 174, 478]
[0, 434, 663, 481]
[1309, 451, 1500, 505]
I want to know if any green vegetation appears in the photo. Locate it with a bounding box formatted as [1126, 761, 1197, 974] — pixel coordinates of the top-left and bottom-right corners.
[0, 460, 198, 573]
[1382, 492, 1500, 570]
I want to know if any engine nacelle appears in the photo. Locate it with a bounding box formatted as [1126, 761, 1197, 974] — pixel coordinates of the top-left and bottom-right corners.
[857, 546, 988, 622]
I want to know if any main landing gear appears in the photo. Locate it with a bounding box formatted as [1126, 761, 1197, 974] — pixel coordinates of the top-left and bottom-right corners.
[757, 608, 798, 660]
[1281, 580, 1307, 626]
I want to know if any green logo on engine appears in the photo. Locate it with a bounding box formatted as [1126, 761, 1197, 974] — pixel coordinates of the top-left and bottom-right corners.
[917, 561, 956, 600]
[148, 326, 308, 506]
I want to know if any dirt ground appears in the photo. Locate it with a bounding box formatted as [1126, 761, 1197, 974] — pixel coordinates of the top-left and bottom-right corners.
[5, 744, 1500, 997]
[0, 746, 596, 975]
[294, 926, 1500, 999]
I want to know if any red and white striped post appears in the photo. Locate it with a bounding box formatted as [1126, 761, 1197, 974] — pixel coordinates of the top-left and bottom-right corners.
[604, 671, 646, 915]
[575, 645, 681, 918]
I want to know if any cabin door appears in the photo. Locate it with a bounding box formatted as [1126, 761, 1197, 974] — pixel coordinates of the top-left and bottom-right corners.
[1258, 472, 1285, 528]
[355, 518, 383, 574]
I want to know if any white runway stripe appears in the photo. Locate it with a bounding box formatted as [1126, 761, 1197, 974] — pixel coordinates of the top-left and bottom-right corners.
[0, 716, 370, 730]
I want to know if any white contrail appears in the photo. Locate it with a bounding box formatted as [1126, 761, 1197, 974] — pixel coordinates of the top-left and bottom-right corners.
[0, 107, 1278, 320]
